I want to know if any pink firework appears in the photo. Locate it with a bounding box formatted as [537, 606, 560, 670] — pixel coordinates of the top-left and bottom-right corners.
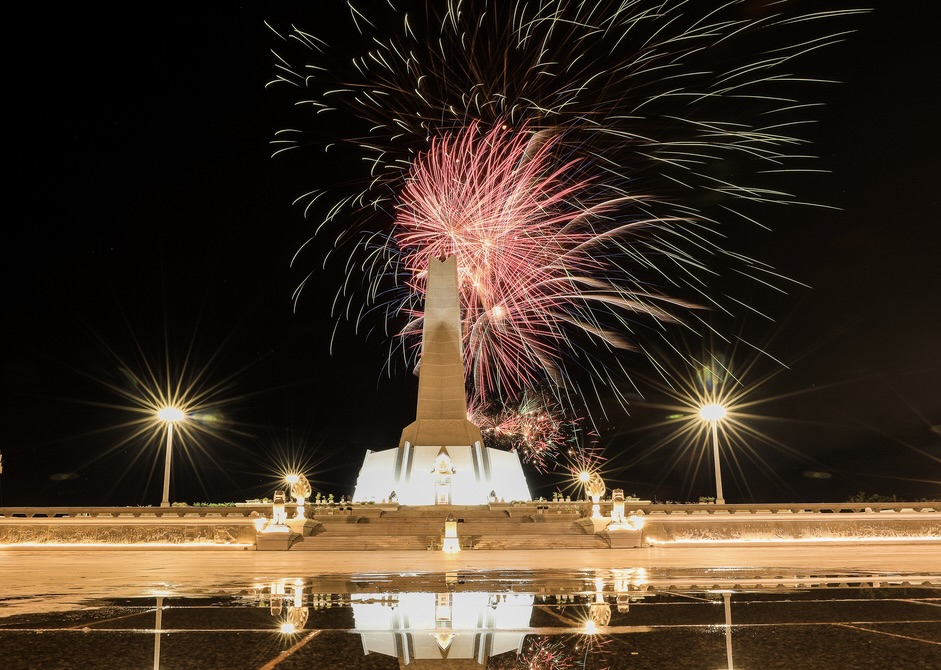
[469, 390, 575, 472]
[395, 121, 690, 402]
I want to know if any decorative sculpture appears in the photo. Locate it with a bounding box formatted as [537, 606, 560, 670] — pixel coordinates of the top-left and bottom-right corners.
[288, 474, 312, 519]
[586, 474, 606, 519]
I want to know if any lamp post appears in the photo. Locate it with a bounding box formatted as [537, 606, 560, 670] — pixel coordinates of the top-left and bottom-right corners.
[699, 403, 727, 505]
[157, 407, 185, 507]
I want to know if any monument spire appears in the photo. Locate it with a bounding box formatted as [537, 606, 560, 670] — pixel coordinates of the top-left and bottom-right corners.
[351, 255, 530, 505]
[398, 255, 483, 448]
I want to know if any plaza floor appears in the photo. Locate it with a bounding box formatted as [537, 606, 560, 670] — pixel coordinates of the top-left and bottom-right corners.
[2, 544, 939, 669]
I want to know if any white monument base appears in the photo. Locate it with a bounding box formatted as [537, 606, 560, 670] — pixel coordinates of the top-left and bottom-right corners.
[352, 442, 531, 505]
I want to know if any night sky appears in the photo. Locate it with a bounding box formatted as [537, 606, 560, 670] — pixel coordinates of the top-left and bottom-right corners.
[2, 2, 938, 507]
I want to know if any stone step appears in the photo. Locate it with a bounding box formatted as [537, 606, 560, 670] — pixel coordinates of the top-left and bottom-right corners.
[309, 519, 587, 537]
[293, 535, 439, 551]
[472, 535, 609, 550]
[293, 533, 607, 551]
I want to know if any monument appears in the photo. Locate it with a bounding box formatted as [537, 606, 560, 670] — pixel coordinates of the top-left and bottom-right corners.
[352, 256, 532, 505]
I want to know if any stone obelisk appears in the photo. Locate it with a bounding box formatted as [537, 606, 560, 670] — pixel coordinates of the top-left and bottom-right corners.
[398, 255, 483, 448]
[351, 255, 530, 505]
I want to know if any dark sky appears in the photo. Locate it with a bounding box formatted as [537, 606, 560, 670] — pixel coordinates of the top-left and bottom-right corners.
[2, 2, 938, 507]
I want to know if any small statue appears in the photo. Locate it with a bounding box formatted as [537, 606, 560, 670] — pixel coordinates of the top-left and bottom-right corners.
[272, 490, 288, 525]
[289, 474, 312, 504]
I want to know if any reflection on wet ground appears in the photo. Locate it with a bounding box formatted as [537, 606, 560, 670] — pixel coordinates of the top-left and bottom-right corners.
[0, 569, 941, 670]
[1, 568, 939, 669]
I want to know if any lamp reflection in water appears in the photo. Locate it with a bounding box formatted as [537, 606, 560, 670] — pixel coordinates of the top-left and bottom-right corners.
[153, 596, 163, 670]
[585, 577, 611, 633]
[722, 591, 736, 670]
[150, 591, 173, 670]
[271, 579, 309, 635]
[707, 589, 738, 670]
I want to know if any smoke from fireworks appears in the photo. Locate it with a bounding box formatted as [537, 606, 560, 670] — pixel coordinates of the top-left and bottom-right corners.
[269, 0, 865, 414]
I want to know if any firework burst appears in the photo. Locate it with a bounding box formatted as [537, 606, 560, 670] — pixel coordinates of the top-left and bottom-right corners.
[269, 0, 865, 413]
[396, 120, 692, 402]
[470, 388, 581, 472]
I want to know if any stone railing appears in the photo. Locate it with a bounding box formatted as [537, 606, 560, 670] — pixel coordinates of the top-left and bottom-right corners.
[524, 500, 939, 515]
[636, 501, 939, 514]
[0, 503, 365, 519]
[1, 501, 937, 520]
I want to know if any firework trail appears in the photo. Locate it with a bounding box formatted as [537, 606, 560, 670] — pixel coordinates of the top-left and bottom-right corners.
[470, 387, 583, 472]
[268, 0, 864, 414]
[396, 120, 692, 402]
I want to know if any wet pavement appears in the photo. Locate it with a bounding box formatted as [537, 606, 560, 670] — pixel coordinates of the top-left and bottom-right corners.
[1, 545, 939, 668]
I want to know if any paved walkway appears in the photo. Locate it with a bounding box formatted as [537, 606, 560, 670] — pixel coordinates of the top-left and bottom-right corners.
[4, 543, 939, 590]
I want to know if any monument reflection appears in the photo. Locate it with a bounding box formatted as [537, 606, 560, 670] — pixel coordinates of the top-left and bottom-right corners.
[2, 569, 939, 670]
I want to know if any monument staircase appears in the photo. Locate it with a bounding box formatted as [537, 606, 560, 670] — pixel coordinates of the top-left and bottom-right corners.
[292, 504, 608, 551]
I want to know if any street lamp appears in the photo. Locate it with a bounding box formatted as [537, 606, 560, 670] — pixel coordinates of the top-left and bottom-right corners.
[578, 470, 591, 499]
[699, 403, 727, 505]
[157, 406, 185, 507]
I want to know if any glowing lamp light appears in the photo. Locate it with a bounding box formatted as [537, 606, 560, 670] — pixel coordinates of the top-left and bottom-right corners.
[699, 403, 727, 422]
[157, 407, 185, 423]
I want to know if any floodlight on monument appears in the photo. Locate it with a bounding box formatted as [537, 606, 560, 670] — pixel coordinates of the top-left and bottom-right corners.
[157, 406, 186, 508]
[699, 402, 728, 505]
